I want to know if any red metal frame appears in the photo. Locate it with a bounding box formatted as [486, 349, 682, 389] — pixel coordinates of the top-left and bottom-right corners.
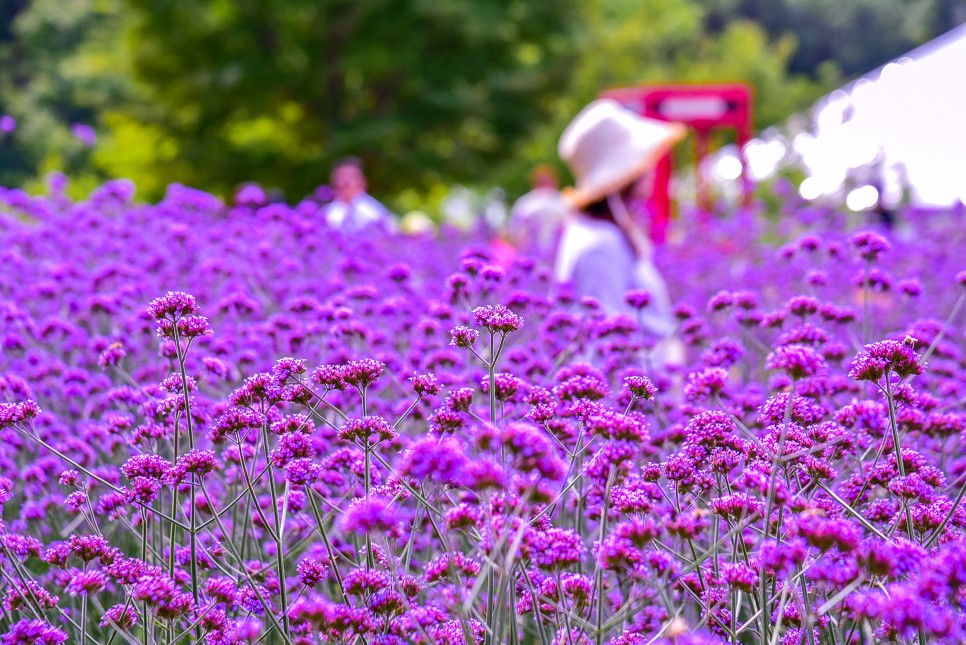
[601, 84, 754, 243]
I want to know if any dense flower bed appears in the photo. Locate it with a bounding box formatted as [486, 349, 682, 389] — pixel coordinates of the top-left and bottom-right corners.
[0, 178, 965, 644]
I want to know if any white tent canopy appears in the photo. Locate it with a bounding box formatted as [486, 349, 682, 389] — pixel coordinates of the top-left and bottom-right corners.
[791, 23, 966, 207]
[705, 24, 966, 209]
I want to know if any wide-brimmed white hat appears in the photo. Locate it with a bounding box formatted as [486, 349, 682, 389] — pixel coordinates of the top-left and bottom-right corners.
[558, 99, 686, 209]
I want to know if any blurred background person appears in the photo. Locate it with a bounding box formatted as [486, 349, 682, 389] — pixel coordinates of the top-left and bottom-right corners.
[555, 99, 685, 352]
[507, 164, 567, 257]
[322, 156, 394, 233]
[626, 170, 663, 242]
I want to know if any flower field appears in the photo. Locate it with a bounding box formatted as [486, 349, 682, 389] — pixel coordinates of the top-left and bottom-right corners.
[1, 179, 965, 644]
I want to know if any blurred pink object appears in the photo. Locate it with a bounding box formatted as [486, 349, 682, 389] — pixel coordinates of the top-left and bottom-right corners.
[71, 123, 96, 147]
[488, 236, 517, 269]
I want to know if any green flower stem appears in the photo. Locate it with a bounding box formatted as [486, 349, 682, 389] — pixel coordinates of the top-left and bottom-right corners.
[172, 326, 199, 605]
[759, 378, 797, 643]
[261, 420, 290, 634]
[198, 482, 292, 643]
[306, 492, 349, 604]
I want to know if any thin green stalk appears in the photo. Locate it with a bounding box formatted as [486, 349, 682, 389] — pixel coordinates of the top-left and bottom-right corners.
[507, 580, 520, 645]
[759, 378, 797, 643]
[848, 432, 891, 507]
[595, 467, 617, 645]
[800, 573, 817, 645]
[393, 395, 422, 429]
[198, 483, 292, 643]
[485, 564, 495, 645]
[364, 440, 374, 571]
[489, 331, 497, 425]
[306, 492, 349, 604]
[80, 596, 88, 645]
[168, 424, 180, 581]
[261, 421, 290, 634]
[233, 431, 277, 541]
[926, 479, 966, 547]
[141, 510, 150, 645]
[187, 476, 199, 607]
[401, 504, 422, 572]
[173, 327, 199, 605]
[518, 567, 551, 645]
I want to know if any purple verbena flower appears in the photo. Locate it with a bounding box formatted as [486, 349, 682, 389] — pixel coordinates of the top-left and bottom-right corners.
[765, 344, 826, 379]
[100, 604, 139, 630]
[2, 619, 68, 645]
[341, 359, 385, 389]
[624, 290, 651, 309]
[848, 340, 925, 382]
[3, 582, 59, 612]
[684, 367, 729, 401]
[341, 497, 399, 534]
[65, 569, 108, 596]
[97, 342, 126, 368]
[146, 292, 200, 321]
[624, 375, 658, 400]
[450, 326, 479, 348]
[850, 230, 891, 261]
[410, 372, 441, 397]
[338, 416, 396, 444]
[297, 556, 330, 586]
[398, 436, 467, 483]
[472, 304, 524, 334]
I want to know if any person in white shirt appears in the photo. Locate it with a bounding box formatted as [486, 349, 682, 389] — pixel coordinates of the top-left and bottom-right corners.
[507, 165, 567, 255]
[321, 156, 394, 233]
[555, 99, 686, 363]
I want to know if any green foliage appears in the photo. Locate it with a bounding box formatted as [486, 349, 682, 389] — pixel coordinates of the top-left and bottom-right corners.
[94, 0, 579, 201]
[494, 4, 839, 199]
[0, 0, 956, 205]
[0, 0, 132, 193]
[669, 20, 838, 129]
[705, 0, 949, 76]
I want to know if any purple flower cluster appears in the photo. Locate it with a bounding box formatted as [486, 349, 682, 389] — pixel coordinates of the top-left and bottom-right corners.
[0, 179, 964, 643]
[849, 339, 926, 382]
[765, 343, 827, 379]
[472, 304, 525, 335]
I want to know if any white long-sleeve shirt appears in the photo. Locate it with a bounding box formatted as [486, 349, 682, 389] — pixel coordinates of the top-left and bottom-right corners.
[555, 214, 674, 336]
[322, 193, 394, 233]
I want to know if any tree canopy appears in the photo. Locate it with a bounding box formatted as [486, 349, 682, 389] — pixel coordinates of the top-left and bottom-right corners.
[0, 0, 958, 203]
[704, 0, 957, 76]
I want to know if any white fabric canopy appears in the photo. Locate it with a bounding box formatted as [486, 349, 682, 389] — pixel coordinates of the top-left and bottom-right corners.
[792, 24, 966, 207]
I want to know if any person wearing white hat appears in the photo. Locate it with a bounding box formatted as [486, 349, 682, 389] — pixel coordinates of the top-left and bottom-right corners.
[556, 99, 686, 339]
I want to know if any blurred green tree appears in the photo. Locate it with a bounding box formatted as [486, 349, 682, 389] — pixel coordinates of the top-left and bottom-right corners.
[0, 0, 122, 192]
[0, 0, 958, 205]
[91, 0, 578, 202]
[703, 0, 946, 77]
[491, 1, 839, 198]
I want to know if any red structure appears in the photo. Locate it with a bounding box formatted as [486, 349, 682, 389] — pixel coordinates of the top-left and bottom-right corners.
[601, 84, 754, 243]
